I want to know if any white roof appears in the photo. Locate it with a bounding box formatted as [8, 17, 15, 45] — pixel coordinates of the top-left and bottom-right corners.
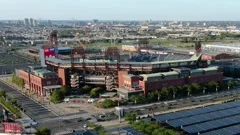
[43, 85, 62, 90]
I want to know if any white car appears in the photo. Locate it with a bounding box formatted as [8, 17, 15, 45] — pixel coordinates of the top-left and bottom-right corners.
[87, 98, 96, 103]
[83, 124, 88, 128]
[64, 98, 70, 102]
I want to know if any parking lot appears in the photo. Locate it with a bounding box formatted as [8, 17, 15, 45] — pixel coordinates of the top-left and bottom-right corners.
[0, 53, 37, 75]
[0, 81, 56, 121]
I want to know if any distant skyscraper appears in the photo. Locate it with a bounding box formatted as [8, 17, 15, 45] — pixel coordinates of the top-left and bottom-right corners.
[33, 19, 37, 27]
[93, 19, 99, 24]
[24, 18, 30, 26]
[29, 18, 34, 26]
[48, 20, 52, 25]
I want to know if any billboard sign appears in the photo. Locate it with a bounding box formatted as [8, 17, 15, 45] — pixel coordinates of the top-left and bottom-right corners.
[43, 47, 56, 58]
[3, 123, 22, 133]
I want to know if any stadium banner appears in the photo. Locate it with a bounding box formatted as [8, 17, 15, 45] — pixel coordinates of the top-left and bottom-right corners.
[3, 123, 22, 133]
[43, 47, 56, 58]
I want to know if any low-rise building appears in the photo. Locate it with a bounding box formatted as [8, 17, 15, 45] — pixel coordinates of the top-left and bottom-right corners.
[16, 66, 61, 96]
[117, 67, 223, 99]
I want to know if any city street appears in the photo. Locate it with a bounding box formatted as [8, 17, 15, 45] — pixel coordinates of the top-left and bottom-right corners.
[123, 89, 240, 117]
[0, 79, 97, 134]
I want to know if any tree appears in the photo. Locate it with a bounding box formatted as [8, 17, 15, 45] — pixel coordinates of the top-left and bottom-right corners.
[160, 88, 168, 100]
[102, 99, 117, 108]
[206, 81, 218, 93]
[81, 85, 91, 94]
[0, 90, 6, 99]
[190, 83, 201, 95]
[136, 93, 146, 103]
[129, 95, 137, 103]
[146, 92, 157, 102]
[50, 89, 64, 104]
[18, 78, 24, 89]
[138, 38, 149, 45]
[232, 81, 239, 87]
[60, 86, 71, 96]
[125, 113, 136, 124]
[90, 87, 103, 98]
[35, 128, 51, 135]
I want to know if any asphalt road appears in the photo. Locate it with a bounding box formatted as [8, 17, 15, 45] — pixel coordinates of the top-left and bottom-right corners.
[36, 118, 89, 134]
[124, 89, 240, 116]
[0, 79, 94, 134]
[0, 81, 56, 121]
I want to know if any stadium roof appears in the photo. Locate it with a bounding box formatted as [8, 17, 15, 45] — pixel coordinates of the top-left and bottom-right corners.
[141, 71, 179, 79]
[205, 44, 240, 50]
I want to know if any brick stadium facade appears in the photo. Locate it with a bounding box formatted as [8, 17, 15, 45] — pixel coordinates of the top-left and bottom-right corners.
[16, 66, 61, 96]
[117, 67, 223, 99]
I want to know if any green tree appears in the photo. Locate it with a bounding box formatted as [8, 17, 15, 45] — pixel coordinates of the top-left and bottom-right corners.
[35, 128, 51, 135]
[125, 113, 136, 124]
[102, 99, 117, 108]
[81, 85, 91, 94]
[136, 93, 146, 103]
[60, 86, 71, 96]
[206, 81, 218, 93]
[152, 128, 165, 135]
[90, 87, 103, 98]
[129, 95, 137, 103]
[94, 125, 107, 135]
[0, 90, 6, 99]
[50, 89, 64, 104]
[18, 78, 24, 89]
[160, 88, 168, 100]
[189, 83, 201, 95]
[146, 92, 157, 102]
[232, 81, 239, 87]
[138, 38, 149, 45]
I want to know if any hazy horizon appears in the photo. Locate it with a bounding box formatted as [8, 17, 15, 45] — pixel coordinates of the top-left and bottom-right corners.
[1, 0, 240, 21]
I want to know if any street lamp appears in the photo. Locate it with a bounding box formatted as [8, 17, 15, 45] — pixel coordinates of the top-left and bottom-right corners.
[173, 91, 176, 99]
[203, 87, 206, 95]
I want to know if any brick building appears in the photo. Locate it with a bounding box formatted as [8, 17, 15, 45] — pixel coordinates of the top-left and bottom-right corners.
[16, 66, 61, 96]
[117, 67, 223, 99]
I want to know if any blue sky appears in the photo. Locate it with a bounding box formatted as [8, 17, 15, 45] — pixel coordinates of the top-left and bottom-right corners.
[0, 0, 239, 20]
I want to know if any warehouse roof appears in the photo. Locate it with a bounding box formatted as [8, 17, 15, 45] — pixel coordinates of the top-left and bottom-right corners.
[141, 71, 179, 79]
[202, 66, 219, 72]
[123, 74, 138, 78]
[191, 69, 203, 74]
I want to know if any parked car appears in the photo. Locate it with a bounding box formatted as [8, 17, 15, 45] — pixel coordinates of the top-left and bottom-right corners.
[83, 124, 88, 128]
[64, 98, 70, 102]
[87, 98, 96, 103]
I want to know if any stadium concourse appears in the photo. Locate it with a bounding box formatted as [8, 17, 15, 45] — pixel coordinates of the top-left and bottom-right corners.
[154, 101, 240, 135]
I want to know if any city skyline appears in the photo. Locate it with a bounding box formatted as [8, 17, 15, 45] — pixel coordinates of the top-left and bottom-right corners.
[1, 0, 240, 21]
